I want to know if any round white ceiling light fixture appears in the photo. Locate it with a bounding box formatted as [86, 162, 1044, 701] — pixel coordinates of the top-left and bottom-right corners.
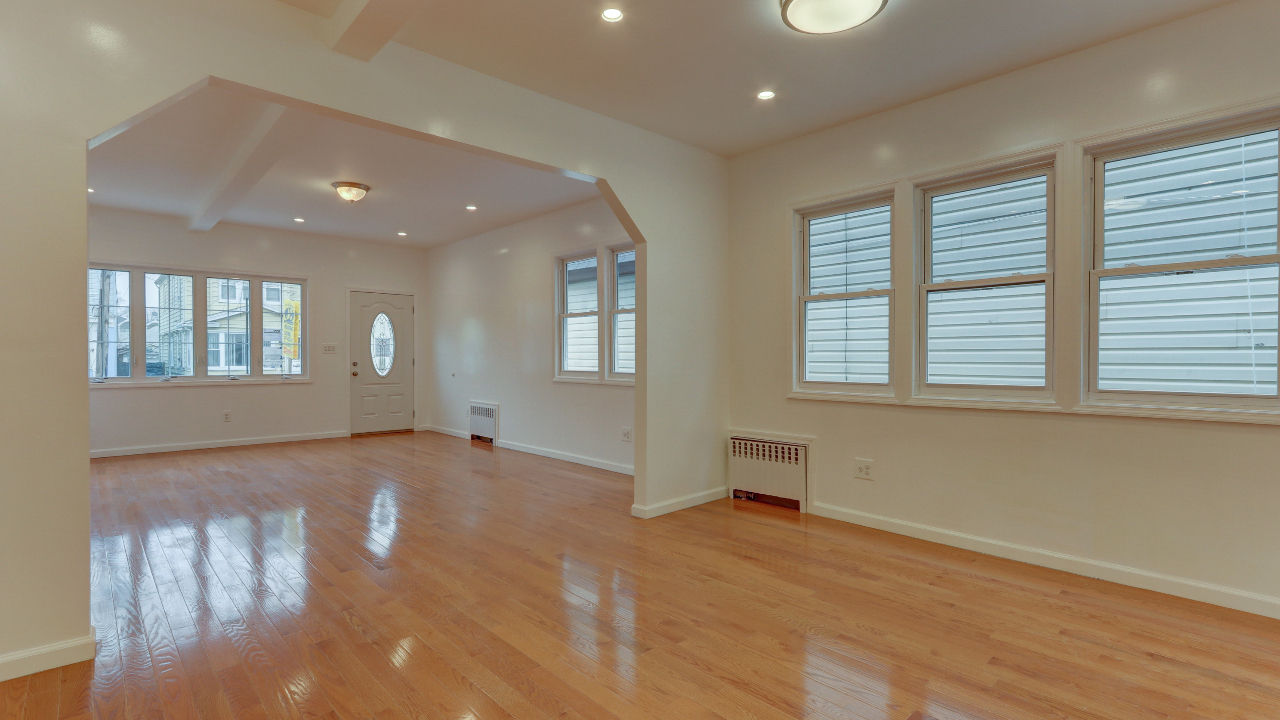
[757, 90, 776, 100]
[602, 8, 623, 22]
[465, 205, 477, 211]
[332, 181, 370, 203]
[294, 217, 305, 223]
[781, 0, 886, 34]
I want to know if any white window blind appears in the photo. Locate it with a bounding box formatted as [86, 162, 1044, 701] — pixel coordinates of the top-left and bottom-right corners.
[1097, 129, 1279, 396]
[802, 203, 892, 386]
[562, 256, 599, 373]
[925, 174, 1050, 387]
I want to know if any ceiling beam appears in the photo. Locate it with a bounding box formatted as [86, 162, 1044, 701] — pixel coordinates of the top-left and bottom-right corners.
[325, 0, 420, 61]
[189, 104, 292, 232]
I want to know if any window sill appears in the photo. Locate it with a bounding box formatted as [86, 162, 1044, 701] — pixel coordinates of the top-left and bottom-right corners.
[1073, 399, 1280, 426]
[89, 377, 312, 389]
[552, 375, 635, 387]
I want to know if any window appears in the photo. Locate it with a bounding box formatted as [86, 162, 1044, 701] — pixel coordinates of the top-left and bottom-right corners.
[87, 265, 305, 384]
[560, 255, 600, 374]
[146, 273, 195, 377]
[923, 172, 1052, 390]
[1093, 128, 1279, 398]
[207, 278, 250, 376]
[263, 281, 303, 375]
[612, 249, 637, 375]
[800, 202, 892, 386]
[88, 269, 131, 379]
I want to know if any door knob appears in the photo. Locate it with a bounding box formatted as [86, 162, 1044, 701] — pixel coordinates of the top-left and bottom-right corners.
[352, 371, 358, 376]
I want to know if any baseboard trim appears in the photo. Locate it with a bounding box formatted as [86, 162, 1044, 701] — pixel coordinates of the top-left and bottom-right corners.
[90, 431, 349, 458]
[495, 439, 634, 476]
[419, 425, 470, 440]
[632, 486, 729, 519]
[0, 632, 96, 683]
[811, 501, 1280, 620]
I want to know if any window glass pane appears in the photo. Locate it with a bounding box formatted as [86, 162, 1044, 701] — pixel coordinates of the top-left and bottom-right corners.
[563, 315, 598, 372]
[88, 269, 131, 378]
[927, 283, 1046, 386]
[370, 312, 395, 377]
[207, 278, 250, 376]
[1099, 265, 1278, 395]
[808, 204, 891, 295]
[263, 282, 303, 375]
[614, 312, 636, 374]
[616, 250, 636, 310]
[931, 176, 1048, 282]
[1103, 130, 1278, 268]
[805, 295, 890, 384]
[565, 257, 598, 313]
[145, 273, 194, 377]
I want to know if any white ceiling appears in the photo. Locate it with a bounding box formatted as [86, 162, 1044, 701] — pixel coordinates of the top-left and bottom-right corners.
[386, 0, 1237, 157]
[88, 84, 602, 246]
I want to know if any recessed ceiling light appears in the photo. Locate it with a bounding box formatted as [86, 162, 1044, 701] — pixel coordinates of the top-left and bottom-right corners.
[782, 0, 887, 34]
[294, 218, 305, 223]
[87, 188, 95, 193]
[757, 90, 776, 100]
[466, 205, 477, 211]
[602, 8, 623, 22]
[397, 232, 408, 236]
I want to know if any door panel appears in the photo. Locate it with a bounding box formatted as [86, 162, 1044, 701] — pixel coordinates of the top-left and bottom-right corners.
[350, 292, 414, 434]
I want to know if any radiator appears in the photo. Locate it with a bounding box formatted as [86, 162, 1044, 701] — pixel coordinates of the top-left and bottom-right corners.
[469, 402, 498, 442]
[729, 436, 807, 511]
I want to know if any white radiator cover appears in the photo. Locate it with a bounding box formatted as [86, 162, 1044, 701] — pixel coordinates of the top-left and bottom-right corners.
[729, 436, 808, 511]
[469, 402, 498, 441]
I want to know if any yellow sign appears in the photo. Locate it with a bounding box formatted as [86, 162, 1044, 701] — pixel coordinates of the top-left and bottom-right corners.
[282, 299, 301, 358]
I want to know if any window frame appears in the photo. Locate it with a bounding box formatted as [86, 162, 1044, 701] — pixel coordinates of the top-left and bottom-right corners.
[1086, 121, 1280, 410]
[916, 164, 1057, 401]
[606, 244, 638, 385]
[87, 262, 308, 386]
[555, 251, 603, 382]
[795, 194, 897, 399]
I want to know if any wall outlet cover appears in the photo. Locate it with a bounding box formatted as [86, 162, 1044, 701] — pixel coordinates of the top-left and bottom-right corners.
[854, 458, 874, 481]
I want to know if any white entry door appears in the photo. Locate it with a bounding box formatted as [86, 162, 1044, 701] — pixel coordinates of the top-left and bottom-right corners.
[350, 292, 414, 434]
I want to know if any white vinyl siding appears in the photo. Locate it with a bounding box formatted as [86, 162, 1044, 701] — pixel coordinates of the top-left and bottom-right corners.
[800, 202, 893, 388]
[927, 283, 1046, 386]
[924, 172, 1051, 388]
[613, 250, 636, 375]
[804, 296, 890, 383]
[808, 205, 891, 295]
[1095, 129, 1279, 397]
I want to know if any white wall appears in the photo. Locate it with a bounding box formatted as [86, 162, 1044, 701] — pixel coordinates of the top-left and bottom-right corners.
[728, 0, 1280, 618]
[0, 0, 728, 680]
[422, 199, 635, 474]
[88, 206, 432, 455]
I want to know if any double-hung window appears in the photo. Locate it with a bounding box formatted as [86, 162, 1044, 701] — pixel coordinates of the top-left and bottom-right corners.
[88, 265, 306, 383]
[799, 201, 893, 390]
[921, 170, 1053, 394]
[611, 249, 637, 377]
[559, 255, 600, 376]
[1091, 128, 1278, 403]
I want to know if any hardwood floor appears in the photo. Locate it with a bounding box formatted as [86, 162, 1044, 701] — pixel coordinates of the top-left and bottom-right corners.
[5, 431, 1280, 719]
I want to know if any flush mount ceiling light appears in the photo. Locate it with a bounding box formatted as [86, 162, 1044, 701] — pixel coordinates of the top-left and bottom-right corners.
[781, 0, 886, 34]
[602, 8, 623, 21]
[757, 90, 776, 100]
[465, 205, 477, 211]
[332, 181, 370, 203]
[294, 217, 305, 223]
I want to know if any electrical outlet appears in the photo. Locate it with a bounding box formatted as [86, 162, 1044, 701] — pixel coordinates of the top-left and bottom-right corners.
[621, 427, 633, 443]
[854, 458, 874, 481]
[223, 411, 232, 423]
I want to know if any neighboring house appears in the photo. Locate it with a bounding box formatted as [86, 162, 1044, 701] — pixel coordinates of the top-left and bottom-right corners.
[87, 269, 131, 378]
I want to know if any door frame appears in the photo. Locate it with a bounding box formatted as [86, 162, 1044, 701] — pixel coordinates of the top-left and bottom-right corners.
[347, 286, 418, 436]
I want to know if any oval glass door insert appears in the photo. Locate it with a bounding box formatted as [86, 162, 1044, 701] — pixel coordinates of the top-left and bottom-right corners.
[370, 312, 395, 376]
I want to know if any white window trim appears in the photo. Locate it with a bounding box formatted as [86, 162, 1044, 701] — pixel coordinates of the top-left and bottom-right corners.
[555, 250, 603, 382]
[915, 164, 1057, 401]
[606, 243, 637, 385]
[794, 194, 896, 399]
[87, 261, 308, 387]
[1082, 119, 1280, 415]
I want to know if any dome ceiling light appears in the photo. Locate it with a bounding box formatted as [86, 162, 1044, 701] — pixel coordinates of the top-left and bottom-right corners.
[781, 0, 886, 34]
[332, 181, 370, 203]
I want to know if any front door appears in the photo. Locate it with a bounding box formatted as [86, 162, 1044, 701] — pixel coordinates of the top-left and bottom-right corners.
[350, 292, 414, 434]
